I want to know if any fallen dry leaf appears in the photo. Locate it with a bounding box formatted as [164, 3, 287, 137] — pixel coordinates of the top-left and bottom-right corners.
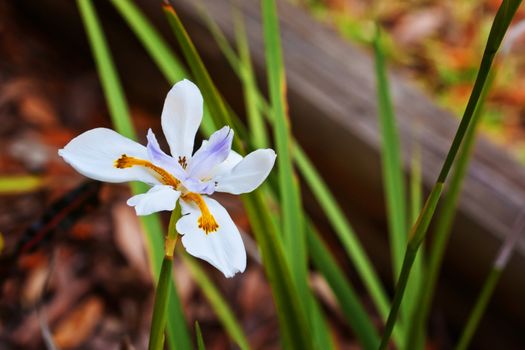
[112, 203, 151, 283]
[19, 93, 57, 129]
[22, 264, 49, 306]
[52, 296, 104, 349]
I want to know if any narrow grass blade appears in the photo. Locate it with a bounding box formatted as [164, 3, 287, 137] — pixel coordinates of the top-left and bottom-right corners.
[195, 1, 269, 149]
[308, 295, 336, 349]
[76, 0, 135, 139]
[456, 211, 525, 350]
[407, 71, 496, 350]
[233, 7, 269, 149]
[148, 257, 174, 350]
[436, 0, 520, 183]
[162, 2, 233, 132]
[409, 138, 423, 227]
[378, 3, 521, 348]
[378, 182, 444, 350]
[455, 268, 501, 350]
[404, 124, 425, 347]
[260, 1, 334, 347]
[195, 321, 206, 350]
[109, 0, 185, 83]
[373, 25, 407, 281]
[0, 176, 45, 194]
[195, 0, 240, 75]
[294, 147, 393, 323]
[261, 0, 308, 309]
[109, 0, 216, 135]
[242, 192, 314, 350]
[307, 224, 380, 350]
[412, 19, 525, 343]
[183, 255, 250, 350]
[133, 183, 191, 350]
[76, 2, 192, 349]
[258, 0, 333, 349]
[374, 27, 421, 347]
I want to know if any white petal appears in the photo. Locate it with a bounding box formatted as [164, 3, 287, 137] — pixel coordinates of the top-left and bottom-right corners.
[127, 185, 180, 216]
[146, 128, 186, 180]
[58, 128, 160, 185]
[161, 79, 203, 159]
[186, 126, 233, 179]
[215, 149, 276, 195]
[208, 150, 243, 178]
[177, 197, 246, 278]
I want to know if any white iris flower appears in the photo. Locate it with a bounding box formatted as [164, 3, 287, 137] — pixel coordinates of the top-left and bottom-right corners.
[58, 79, 276, 277]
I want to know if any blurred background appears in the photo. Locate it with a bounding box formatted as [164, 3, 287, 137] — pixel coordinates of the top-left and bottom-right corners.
[1, 0, 525, 349]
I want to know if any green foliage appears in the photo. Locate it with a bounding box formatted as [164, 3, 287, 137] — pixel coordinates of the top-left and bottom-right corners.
[195, 321, 206, 350]
[373, 26, 408, 280]
[306, 225, 380, 349]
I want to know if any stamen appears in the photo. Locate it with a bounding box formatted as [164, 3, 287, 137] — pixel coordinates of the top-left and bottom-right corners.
[178, 156, 188, 169]
[114, 154, 180, 187]
[183, 192, 219, 234]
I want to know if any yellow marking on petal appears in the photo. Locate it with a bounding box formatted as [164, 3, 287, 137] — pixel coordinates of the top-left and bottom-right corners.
[183, 192, 219, 234]
[114, 154, 180, 187]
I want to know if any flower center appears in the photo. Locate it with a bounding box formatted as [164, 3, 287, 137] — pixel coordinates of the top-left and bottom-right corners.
[178, 156, 188, 169]
[115, 154, 218, 234]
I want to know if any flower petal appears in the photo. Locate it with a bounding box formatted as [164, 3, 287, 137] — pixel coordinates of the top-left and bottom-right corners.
[209, 150, 243, 178]
[146, 129, 186, 180]
[186, 126, 233, 180]
[58, 128, 160, 185]
[127, 185, 180, 216]
[161, 79, 203, 159]
[177, 197, 246, 278]
[215, 149, 276, 195]
[183, 178, 215, 195]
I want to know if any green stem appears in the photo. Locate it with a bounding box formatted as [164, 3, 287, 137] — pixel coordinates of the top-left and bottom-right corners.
[373, 25, 407, 281]
[378, 183, 443, 350]
[455, 268, 502, 350]
[233, 7, 269, 149]
[436, 0, 520, 183]
[306, 224, 380, 349]
[456, 210, 525, 350]
[76, 0, 135, 140]
[377, 2, 521, 348]
[148, 207, 181, 350]
[162, 2, 235, 134]
[408, 70, 496, 350]
[148, 256, 174, 350]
